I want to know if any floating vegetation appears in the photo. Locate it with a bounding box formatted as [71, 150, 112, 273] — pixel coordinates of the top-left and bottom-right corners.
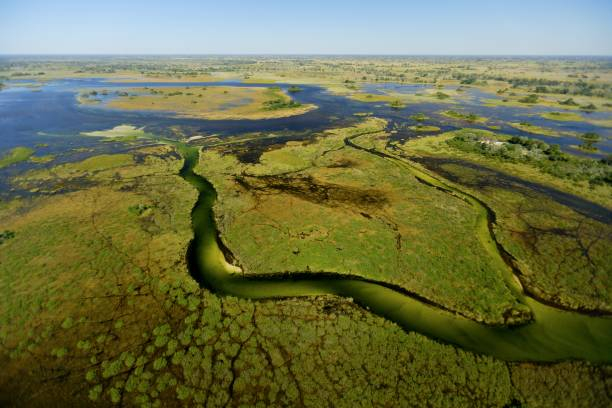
[0, 146, 35, 168]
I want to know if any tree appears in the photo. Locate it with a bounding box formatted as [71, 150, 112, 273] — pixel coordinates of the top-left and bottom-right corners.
[519, 94, 539, 104]
[580, 140, 597, 151]
[559, 98, 578, 106]
[581, 132, 601, 141]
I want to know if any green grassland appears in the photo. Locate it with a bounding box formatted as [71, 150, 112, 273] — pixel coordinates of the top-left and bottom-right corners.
[342, 88, 463, 106]
[507, 121, 562, 137]
[441, 110, 488, 123]
[346, 92, 404, 104]
[195, 118, 530, 325]
[103, 86, 316, 120]
[400, 130, 612, 312]
[541, 111, 586, 122]
[1, 141, 608, 407]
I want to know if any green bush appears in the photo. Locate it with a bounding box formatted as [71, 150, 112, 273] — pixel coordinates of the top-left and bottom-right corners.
[559, 97, 578, 106]
[263, 98, 302, 110]
[519, 94, 539, 103]
[0, 230, 15, 244]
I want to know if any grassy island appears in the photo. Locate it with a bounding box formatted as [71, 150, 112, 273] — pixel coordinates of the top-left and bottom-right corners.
[103, 86, 316, 120]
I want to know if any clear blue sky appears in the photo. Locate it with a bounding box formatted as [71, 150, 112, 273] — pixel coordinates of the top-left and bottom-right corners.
[1, 0, 611, 55]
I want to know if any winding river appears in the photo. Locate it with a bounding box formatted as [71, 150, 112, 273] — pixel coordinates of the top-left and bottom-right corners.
[1, 78, 611, 363]
[177, 143, 612, 364]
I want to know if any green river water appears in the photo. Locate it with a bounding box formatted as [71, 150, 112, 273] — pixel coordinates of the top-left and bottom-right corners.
[177, 144, 612, 363]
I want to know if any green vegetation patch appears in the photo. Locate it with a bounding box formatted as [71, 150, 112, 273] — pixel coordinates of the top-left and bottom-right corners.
[441, 110, 487, 123]
[540, 111, 584, 122]
[13, 147, 182, 194]
[519, 94, 539, 104]
[262, 98, 302, 111]
[196, 118, 527, 324]
[409, 125, 441, 132]
[1, 135, 603, 406]
[0, 144, 197, 365]
[104, 86, 316, 120]
[443, 130, 611, 187]
[559, 97, 579, 106]
[400, 131, 612, 312]
[577, 132, 603, 152]
[128, 203, 152, 216]
[410, 113, 429, 122]
[402, 128, 610, 208]
[507, 122, 561, 137]
[16, 153, 133, 186]
[0, 230, 15, 244]
[388, 99, 406, 109]
[349, 93, 398, 103]
[419, 161, 611, 313]
[0, 146, 35, 169]
[29, 154, 56, 164]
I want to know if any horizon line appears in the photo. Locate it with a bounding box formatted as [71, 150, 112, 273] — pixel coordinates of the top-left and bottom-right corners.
[1, 53, 612, 58]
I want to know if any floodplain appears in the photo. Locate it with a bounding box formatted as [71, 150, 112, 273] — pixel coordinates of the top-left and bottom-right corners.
[0, 55, 611, 407]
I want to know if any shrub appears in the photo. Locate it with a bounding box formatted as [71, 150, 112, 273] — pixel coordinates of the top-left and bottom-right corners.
[0, 230, 15, 244]
[88, 385, 102, 401]
[559, 98, 578, 106]
[519, 94, 539, 103]
[263, 98, 301, 110]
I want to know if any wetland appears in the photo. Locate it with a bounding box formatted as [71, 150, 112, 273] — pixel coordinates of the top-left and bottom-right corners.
[1, 56, 611, 407]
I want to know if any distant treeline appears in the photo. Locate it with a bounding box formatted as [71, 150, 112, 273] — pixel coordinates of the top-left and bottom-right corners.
[452, 72, 611, 98]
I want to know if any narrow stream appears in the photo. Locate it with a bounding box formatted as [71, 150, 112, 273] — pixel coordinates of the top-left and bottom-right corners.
[177, 143, 612, 364]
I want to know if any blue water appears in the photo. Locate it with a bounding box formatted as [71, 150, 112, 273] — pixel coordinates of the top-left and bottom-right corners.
[0, 78, 610, 181]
